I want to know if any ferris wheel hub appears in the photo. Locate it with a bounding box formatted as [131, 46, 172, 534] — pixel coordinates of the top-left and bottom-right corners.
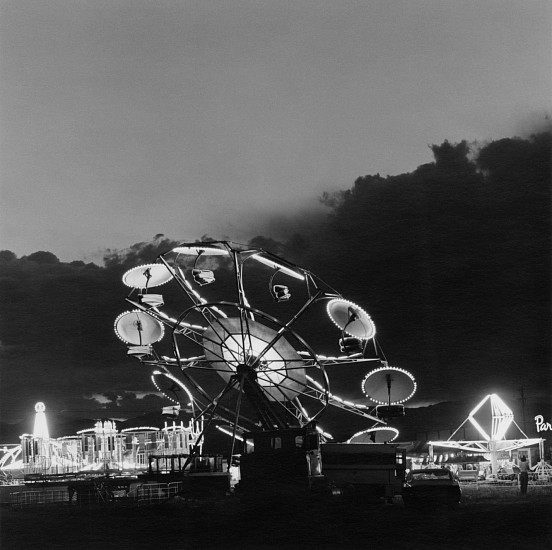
[202, 316, 307, 401]
[236, 363, 255, 377]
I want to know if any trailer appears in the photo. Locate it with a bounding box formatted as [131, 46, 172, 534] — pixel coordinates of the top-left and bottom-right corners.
[238, 424, 324, 502]
[320, 443, 406, 501]
[238, 424, 405, 503]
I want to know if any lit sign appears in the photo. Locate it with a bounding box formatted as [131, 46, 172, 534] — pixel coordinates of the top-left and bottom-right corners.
[535, 415, 552, 432]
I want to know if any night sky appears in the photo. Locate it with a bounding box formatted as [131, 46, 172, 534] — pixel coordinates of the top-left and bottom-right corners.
[0, 1, 550, 439]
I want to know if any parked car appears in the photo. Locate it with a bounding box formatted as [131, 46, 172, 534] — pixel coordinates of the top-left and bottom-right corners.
[497, 466, 517, 481]
[402, 468, 462, 510]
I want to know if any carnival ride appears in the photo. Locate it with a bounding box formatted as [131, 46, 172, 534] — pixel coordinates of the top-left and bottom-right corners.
[428, 393, 550, 479]
[0, 445, 22, 481]
[114, 241, 417, 465]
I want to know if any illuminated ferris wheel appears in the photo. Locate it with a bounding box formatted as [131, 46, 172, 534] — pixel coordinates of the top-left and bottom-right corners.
[114, 241, 414, 451]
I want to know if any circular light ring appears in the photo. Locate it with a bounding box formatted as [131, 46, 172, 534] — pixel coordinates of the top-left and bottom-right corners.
[122, 264, 174, 289]
[114, 310, 165, 345]
[326, 299, 376, 341]
[76, 428, 96, 435]
[151, 370, 195, 406]
[172, 245, 229, 256]
[361, 366, 417, 405]
[347, 426, 399, 444]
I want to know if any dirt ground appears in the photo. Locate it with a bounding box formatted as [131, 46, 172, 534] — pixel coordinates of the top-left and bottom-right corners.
[1, 486, 551, 550]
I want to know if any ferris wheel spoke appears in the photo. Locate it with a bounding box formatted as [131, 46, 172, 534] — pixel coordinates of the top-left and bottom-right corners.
[193, 376, 240, 423]
[172, 327, 205, 355]
[173, 359, 236, 374]
[247, 293, 321, 370]
[256, 383, 306, 424]
[254, 374, 289, 402]
[187, 319, 245, 368]
[200, 317, 246, 366]
[254, 371, 319, 405]
[175, 360, 256, 431]
[174, 303, 247, 367]
[247, 327, 290, 370]
[230, 273, 256, 359]
[177, 367, 225, 416]
[228, 375, 246, 463]
[255, 361, 306, 391]
[250, 359, 315, 373]
[188, 364, 238, 373]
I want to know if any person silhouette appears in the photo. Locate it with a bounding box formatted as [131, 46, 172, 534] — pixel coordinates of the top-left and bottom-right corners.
[518, 456, 529, 495]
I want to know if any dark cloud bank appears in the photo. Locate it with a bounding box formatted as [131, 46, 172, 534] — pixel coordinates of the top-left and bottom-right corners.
[1, 132, 550, 443]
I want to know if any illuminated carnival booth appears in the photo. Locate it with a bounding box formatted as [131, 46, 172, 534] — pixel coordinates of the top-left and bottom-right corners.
[15, 402, 201, 478]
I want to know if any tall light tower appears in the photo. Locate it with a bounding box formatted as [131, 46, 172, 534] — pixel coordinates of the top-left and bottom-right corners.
[33, 402, 50, 459]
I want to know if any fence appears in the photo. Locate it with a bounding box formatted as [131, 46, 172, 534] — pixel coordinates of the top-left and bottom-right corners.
[10, 489, 69, 506]
[10, 481, 191, 507]
[459, 475, 552, 489]
[135, 482, 183, 505]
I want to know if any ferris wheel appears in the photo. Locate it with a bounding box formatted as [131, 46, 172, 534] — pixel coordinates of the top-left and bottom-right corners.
[114, 241, 409, 453]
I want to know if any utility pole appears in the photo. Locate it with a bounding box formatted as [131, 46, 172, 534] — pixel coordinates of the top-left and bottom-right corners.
[518, 386, 528, 434]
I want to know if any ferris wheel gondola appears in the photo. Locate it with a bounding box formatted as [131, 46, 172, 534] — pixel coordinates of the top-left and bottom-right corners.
[362, 365, 417, 405]
[114, 310, 165, 345]
[362, 365, 417, 420]
[122, 264, 174, 289]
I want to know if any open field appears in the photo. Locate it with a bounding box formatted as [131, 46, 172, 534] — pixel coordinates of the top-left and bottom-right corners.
[1, 486, 551, 550]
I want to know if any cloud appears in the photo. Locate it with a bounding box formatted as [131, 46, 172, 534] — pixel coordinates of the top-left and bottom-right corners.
[252, 133, 552, 404]
[512, 111, 552, 139]
[1, 132, 549, 432]
[103, 234, 181, 270]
